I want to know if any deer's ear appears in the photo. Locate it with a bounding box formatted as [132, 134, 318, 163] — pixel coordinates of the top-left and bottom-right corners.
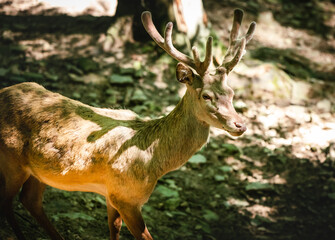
[176, 63, 194, 85]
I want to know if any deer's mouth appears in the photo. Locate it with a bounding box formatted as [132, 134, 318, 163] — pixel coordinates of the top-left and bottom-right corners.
[223, 126, 246, 137]
[227, 130, 245, 137]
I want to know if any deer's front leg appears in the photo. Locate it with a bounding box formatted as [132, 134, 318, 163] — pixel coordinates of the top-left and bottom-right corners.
[107, 201, 122, 240]
[113, 200, 153, 240]
[121, 206, 152, 240]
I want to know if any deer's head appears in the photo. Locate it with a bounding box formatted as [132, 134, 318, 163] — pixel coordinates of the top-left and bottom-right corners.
[142, 9, 256, 136]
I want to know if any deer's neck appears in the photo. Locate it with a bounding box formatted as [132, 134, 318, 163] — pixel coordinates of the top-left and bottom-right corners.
[150, 90, 210, 177]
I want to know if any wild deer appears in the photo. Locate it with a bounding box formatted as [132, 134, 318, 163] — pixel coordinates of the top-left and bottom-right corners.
[0, 9, 255, 240]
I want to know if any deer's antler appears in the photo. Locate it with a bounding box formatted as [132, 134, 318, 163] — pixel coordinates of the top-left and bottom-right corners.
[141, 11, 212, 76]
[221, 9, 256, 73]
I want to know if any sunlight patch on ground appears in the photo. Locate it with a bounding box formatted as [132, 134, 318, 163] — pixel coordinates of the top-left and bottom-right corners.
[246, 204, 276, 219]
[247, 103, 335, 161]
[18, 34, 97, 60]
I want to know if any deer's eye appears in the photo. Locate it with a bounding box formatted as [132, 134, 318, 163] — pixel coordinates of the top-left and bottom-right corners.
[202, 94, 212, 101]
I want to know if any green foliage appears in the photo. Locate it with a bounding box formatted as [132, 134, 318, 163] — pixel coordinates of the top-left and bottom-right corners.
[188, 154, 207, 164]
[221, 143, 243, 156]
[131, 89, 148, 102]
[154, 185, 179, 199]
[109, 74, 134, 85]
[52, 212, 95, 221]
[76, 58, 99, 73]
[245, 182, 275, 191]
[203, 210, 220, 222]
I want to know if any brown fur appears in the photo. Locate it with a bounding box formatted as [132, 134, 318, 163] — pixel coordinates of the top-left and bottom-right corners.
[0, 9, 254, 239]
[0, 79, 212, 240]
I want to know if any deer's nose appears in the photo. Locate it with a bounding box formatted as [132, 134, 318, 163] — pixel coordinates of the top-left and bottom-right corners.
[234, 122, 247, 132]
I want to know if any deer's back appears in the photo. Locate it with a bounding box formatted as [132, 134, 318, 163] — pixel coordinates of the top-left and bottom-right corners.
[0, 83, 141, 181]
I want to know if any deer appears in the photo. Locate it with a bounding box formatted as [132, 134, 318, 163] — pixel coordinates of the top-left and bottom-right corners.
[0, 9, 255, 240]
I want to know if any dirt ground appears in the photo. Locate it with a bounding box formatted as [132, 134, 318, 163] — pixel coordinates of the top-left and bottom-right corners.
[0, 0, 335, 239]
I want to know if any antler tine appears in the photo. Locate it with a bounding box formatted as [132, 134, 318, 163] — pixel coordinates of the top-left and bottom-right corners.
[225, 38, 246, 73]
[141, 11, 196, 70]
[141, 11, 213, 76]
[141, 12, 164, 46]
[203, 36, 213, 71]
[245, 21, 256, 43]
[221, 9, 256, 73]
[230, 9, 243, 43]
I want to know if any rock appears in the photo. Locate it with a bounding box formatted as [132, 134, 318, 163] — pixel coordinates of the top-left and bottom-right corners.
[316, 99, 331, 112]
[285, 105, 311, 124]
[327, 143, 335, 162]
[237, 63, 294, 100]
[234, 100, 248, 113]
[291, 80, 311, 105]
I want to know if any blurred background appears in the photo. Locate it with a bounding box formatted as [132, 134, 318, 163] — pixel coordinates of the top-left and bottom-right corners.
[0, 0, 334, 239]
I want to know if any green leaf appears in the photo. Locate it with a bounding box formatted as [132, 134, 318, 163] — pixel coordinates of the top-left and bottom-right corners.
[132, 105, 148, 113]
[251, 215, 273, 226]
[155, 185, 179, 198]
[327, 193, 335, 200]
[245, 182, 274, 191]
[109, 74, 134, 85]
[165, 198, 181, 210]
[44, 72, 58, 81]
[52, 212, 95, 221]
[120, 68, 135, 74]
[106, 95, 117, 105]
[0, 68, 8, 77]
[214, 175, 225, 182]
[219, 165, 233, 172]
[131, 89, 148, 102]
[203, 210, 219, 222]
[106, 89, 116, 95]
[221, 143, 242, 156]
[77, 58, 99, 72]
[22, 72, 44, 80]
[65, 63, 84, 75]
[9, 75, 25, 82]
[72, 92, 81, 99]
[68, 73, 82, 82]
[88, 92, 98, 99]
[188, 154, 207, 164]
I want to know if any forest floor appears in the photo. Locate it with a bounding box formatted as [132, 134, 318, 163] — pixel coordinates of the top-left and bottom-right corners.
[0, 0, 335, 239]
